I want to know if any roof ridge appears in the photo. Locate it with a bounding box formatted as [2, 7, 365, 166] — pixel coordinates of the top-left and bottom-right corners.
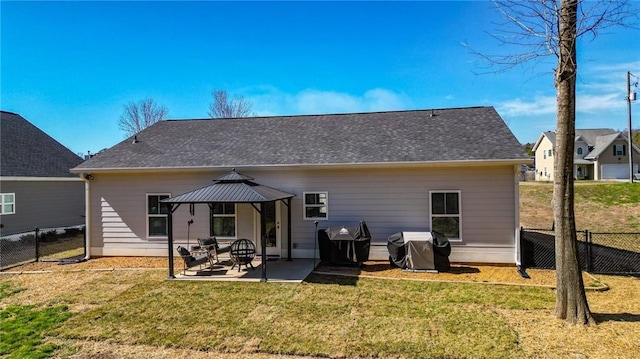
[0, 110, 21, 116]
[165, 106, 493, 122]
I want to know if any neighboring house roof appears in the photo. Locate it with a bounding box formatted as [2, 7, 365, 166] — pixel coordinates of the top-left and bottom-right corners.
[575, 129, 617, 147]
[0, 111, 83, 177]
[583, 132, 640, 160]
[73, 106, 529, 172]
[533, 128, 616, 151]
[584, 133, 620, 159]
[532, 131, 556, 151]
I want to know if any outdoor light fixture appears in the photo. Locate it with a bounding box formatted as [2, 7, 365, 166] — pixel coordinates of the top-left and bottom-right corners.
[83, 173, 94, 181]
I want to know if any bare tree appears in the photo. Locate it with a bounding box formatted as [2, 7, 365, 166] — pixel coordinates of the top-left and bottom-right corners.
[475, 0, 636, 325]
[118, 98, 168, 137]
[208, 90, 254, 118]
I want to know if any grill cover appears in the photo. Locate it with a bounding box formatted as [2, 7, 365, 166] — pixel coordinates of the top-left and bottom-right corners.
[319, 221, 371, 265]
[387, 231, 451, 271]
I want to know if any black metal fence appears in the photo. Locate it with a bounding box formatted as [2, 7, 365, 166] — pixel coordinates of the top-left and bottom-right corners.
[520, 227, 640, 274]
[0, 227, 86, 270]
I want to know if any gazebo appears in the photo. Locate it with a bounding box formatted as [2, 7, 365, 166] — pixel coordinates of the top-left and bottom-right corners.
[161, 169, 296, 281]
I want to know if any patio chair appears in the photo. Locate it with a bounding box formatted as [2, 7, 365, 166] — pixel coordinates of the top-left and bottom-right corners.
[197, 237, 231, 263]
[176, 245, 214, 274]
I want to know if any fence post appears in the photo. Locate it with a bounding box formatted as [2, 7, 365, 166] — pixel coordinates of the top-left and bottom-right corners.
[35, 227, 40, 262]
[585, 230, 592, 272]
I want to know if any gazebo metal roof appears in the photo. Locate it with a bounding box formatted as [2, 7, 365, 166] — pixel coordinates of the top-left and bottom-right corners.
[161, 169, 296, 281]
[163, 170, 295, 204]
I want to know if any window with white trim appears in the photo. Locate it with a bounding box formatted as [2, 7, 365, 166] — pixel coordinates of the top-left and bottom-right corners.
[0, 193, 15, 215]
[210, 203, 236, 238]
[614, 144, 626, 156]
[430, 191, 461, 240]
[147, 194, 170, 238]
[303, 192, 328, 220]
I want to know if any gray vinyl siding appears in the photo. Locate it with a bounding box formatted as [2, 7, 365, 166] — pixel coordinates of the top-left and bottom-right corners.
[86, 165, 518, 262]
[0, 179, 85, 236]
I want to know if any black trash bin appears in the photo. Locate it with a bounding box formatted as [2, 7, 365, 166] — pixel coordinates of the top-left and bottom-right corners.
[431, 231, 451, 272]
[319, 221, 371, 266]
[387, 232, 407, 268]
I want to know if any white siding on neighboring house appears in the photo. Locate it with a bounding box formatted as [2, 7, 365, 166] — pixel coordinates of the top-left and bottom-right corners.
[86, 165, 518, 263]
[535, 136, 554, 181]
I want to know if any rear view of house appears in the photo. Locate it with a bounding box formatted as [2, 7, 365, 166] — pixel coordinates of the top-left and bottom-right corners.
[533, 129, 640, 181]
[0, 111, 85, 236]
[72, 107, 531, 264]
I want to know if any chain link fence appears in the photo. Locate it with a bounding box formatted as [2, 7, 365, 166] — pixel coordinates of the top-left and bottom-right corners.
[521, 227, 640, 274]
[0, 226, 86, 270]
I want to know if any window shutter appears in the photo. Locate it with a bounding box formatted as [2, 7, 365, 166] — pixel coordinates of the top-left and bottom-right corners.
[623, 145, 626, 156]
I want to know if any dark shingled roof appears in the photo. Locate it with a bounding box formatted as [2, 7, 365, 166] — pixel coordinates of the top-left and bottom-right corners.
[74, 106, 529, 171]
[1, 111, 83, 177]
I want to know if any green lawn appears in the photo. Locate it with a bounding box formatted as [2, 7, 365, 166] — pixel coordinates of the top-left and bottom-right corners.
[1, 270, 554, 359]
[520, 182, 640, 231]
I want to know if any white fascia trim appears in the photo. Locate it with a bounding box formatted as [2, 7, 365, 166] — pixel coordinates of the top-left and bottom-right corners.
[71, 158, 533, 174]
[0, 176, 83, 182]
[531, 133, 548, 152]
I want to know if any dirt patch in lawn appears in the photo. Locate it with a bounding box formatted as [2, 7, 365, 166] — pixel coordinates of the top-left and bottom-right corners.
[315, 261, 605, 290]
[3, 256, 606, 290]
[11, 256, 173, 272]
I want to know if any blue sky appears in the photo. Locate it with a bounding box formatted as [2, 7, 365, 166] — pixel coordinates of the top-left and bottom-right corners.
[2, 1, 639, 156]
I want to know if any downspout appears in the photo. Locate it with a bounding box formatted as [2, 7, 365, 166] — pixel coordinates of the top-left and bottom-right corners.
[287, 197, 292, 261]
[513, 165, 530, 279]
[54, 175, 91, 265]
[82, 175, 91, 261]
[513, 164, 521, 267]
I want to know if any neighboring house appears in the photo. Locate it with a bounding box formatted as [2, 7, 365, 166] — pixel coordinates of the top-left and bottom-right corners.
[71, 107, 531, 264]
[533, 129, 640, 181]
[0, 111, 85, 236]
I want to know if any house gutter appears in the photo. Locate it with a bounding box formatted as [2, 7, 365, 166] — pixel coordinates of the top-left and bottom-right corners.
[0, 176, 83, 182]
[70, 158, 534, 174]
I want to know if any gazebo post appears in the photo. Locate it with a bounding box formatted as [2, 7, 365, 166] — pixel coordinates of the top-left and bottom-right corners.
[167, 203, 179, 279]
[260, 202, 268, 282]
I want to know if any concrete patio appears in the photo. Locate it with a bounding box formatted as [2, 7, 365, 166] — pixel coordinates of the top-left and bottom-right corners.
[173, 257, 317, 283]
